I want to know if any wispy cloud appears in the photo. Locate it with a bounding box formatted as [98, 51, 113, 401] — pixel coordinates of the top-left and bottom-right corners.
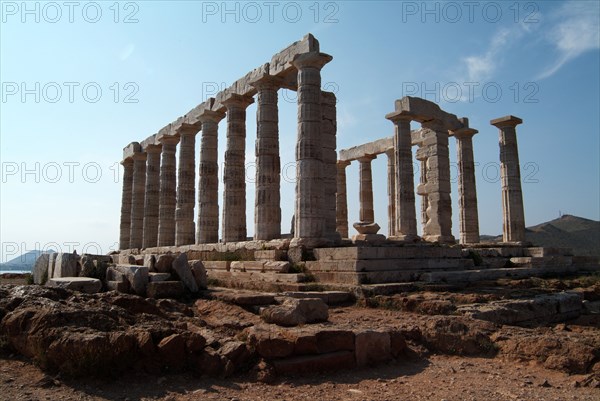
[462, 28, 513, 82]
[537, 1, 600, 79]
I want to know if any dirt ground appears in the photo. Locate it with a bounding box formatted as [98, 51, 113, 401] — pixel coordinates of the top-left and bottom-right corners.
[1, 352, 598, 401]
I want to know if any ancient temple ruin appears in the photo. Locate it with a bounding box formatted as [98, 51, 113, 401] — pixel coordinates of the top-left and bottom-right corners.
[116, 34, 586, 288]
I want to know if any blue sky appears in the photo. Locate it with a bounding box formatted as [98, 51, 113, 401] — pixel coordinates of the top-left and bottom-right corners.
[1, 0, 599, 261]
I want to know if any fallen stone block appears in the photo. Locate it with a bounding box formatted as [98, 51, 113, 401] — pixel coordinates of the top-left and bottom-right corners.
[53, 253, 81, 278]
[149, 272, 171, 282]
[189, 260, 208, 289]
[106, 280, 130, 293]
[261, 298, 328, 327]
[146, 281, 184, 299]
[114, 265, 149, 296]
[354, 330, 391, 367]
[46, 277, 102, 294]
[155, 253, 175, 273]
[32, 253, 51, 285]
[172, 253, 199, 293]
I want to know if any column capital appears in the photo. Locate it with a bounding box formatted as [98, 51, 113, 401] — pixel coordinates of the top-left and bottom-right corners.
[157, 134, 179, 146]
[176, 124, 200, 137]
[452, 127, 478, 139]
[385, 148, 395, 158]
[357, 154, 377, 163]
[131, 151, 147, 161]
[123, 141, 141, 160]
[121, 158, 134, 166]
[143, 143, 162, 154]
[198, 109, 225, 124]
[249, 74, 283, 91]
[491, 115, 523, 128]
[337, 159, 351, 168]
[385, 111, 413, 123]
[222, 93, 254, 109]
[292, 51, 333, 71]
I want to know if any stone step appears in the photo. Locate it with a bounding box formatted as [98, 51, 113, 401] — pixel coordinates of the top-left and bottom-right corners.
[149, 272, 171, 282]
[509, 256, 573, 267]
[313, 246, 462, 261]
[306, 258, 475, 273]
[254, 249, 287, 262]
[231, 261, 290, 273]
[421, 264, 579, 284]
[208, 270, 309, 284]
[281, 291, 352, 305]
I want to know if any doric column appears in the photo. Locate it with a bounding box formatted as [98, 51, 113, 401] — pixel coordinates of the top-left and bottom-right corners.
[196, 110, 225, 244]
[291, 51, 332, 245]
[385, 114, 418, 241]
[421, 120, 455, 244]
[129, 150, 147, 249]
[357, 155, 377, 223]
[419, 159, 429, 234]
[321, 91, 339, 242]
[175, 126, 199, 246]
[119, 156, 134, 250]
[222, 94, 254, 243]
[142, 143, 162, 248]
[453, 119, 480, 244]
[336, 160, 351, 238]
[251, 76, 281, 241]
[491, 115, 525, 243]
[385, 149, 396, 237]
[157, 135, 179, 246]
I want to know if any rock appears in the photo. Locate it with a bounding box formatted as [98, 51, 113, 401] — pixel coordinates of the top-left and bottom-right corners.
[144, 255, 156, 271]
[189, 260, 208, 290]
[261, 297, 328, 326]
[218, 341, 250, 367]
[32, 253, 51, 285]
[127, 255, 137, 265]
[106, 280, 130, 293]
[172, 253, 198, 293]
[272, 351, 356, 375]
[47, 253, 57, 279]
[52, 253, 81, 278]
[157, 334, 186, 370]
[113, 265, 149, 296]
[155, 254, 175, 273]
[355, 330, 391, 367]
[149, 272, 171, 282]
[46, 277, 102, 294]
[79, 254, 111, 280]
[146, 281, 184, 299]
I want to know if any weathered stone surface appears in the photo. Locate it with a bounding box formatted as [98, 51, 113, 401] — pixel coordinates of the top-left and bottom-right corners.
[157, 135, 179, 246]
[355, 330, 391, 367]
[142, 144, 162, 248]
[46, 277, 102, 294]
[32, 253, 51, 285]
[106, 280, 130, 292]
[272, 351, 356, 375]
[146, 281, 184, 299]
[52, 253, 80, 278]
[189, 260, 207, 290]
[158, 333, 186, 369]
[269, 33, 320, 76]
[149, 272, 171, 282]
[172, 253, 199, 293]
[261, 298, 328, 327]
[114, 265, 149, 296]
[79, 254, 111, 280]
[155, 253, 175, 273]
[129, 150, 147, 249]
[119, 157, 134, 250]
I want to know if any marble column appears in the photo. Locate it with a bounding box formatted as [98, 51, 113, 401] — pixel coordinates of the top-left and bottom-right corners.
[421, 120, 454, 243]
[157, 135, 179, 246]
[386, 114, 418, 241]
[129, 150, 147, 249]
[419, 159, 429, 234]
[385, 149, 396, 237]
[119, 157, 134, 250]
[357, 155, 377, 223]
[142, 144, 162, 248]
[491, 115, 525, 243]
[222, 94, 254, 243]
[335, 160, 350, 238]
[196, 110, 225, 244]
[251, 77, 281, 241]
[321, 91, 339, 242]
[453, 122, 480, 244]
[291, 51, 332, 245]
[175, 126, 199, 246]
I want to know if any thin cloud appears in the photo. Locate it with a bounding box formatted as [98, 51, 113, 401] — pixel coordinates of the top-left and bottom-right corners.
[462, 28, 513, 82]
[537, 1, 600, 79]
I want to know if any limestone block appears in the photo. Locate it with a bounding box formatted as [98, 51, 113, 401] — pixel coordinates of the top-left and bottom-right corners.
[260, 298, 328, 327]
[149, 272, 171, 282]
[390, 96, 463, 130]
[114, 264, 149, 296]
[269, 33, 320, 76]
[46, 277, 102, 294]
[155, 253, 175, 273]
[32, 253, 51, 285]
[190, 259, 208, 290]
[144, 254, 156, 271]
[355, 330, 391, 367]
[47, 253, 57, 280]
[106, 280, 130, 293]
[146, 281, 185, 299]
[172, 253, 199, 293]
[53, 253, 81, 278]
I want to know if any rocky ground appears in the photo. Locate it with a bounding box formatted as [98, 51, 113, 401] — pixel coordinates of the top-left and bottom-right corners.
[0, 275, 599, 401]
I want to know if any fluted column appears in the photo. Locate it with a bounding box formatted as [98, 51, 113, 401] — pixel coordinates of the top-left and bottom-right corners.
[129, 150, 147, 249]
[142, 144, 162, 248]
[419, 159, 429, 234]
[385, 114, 418, 241]
[453, 120, 480, 244]
[336, 160, 350, 238]
[491, 115, 525, 243]
[222, 94, 254, 243]
[357, 155, 377, 223]
[291, 51, 332, 245]
[196, 110, 225, 244]
[321, 91, 339, 242]
[119, 157, 134, 250]
[157, 135, 179, 246]
[385, 149, 396, 237]
[251, 77, 281, 241]
[421, 120, 454, 244]
[175, 126, 199, 246]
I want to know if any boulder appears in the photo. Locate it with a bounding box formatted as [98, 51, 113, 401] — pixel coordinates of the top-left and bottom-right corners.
[158, 334, 186, 369]
[354, 330, 391, 367]
[46, 277, 102, 294]
[261, 297, 328, 327]
[155, 254, 175, 273]
[189, 260, 208, 290]
[32, 253, 51, 285]
[172, 253, 199, 293]
[53, 253, 81, 278]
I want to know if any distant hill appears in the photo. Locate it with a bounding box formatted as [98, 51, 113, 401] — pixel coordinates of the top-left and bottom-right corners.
[0, 250, 55, 272]
[484, 215, 600, 256]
